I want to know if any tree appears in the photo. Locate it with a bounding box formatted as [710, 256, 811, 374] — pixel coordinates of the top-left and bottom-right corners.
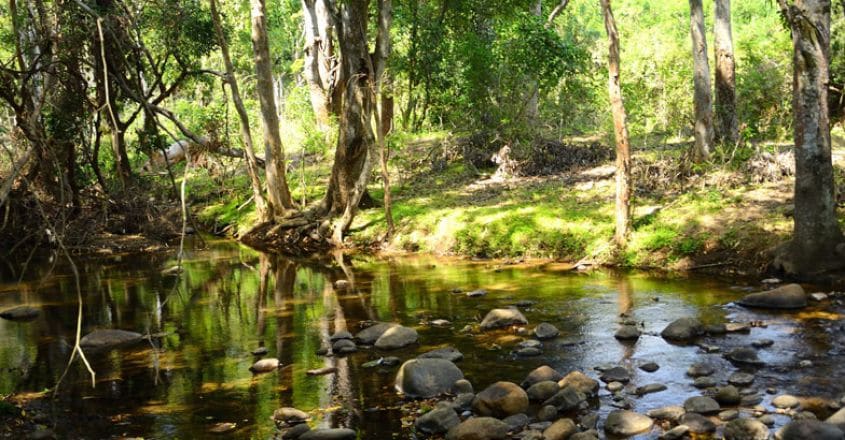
[302, 0, 339, 133]
[374, 0, 395, 235]
[774, 0, 845, 275]
[209, 0, 268, 222]
[714, 0, 738, 144]
[689, 0, 714, 161]
[250, 0, 295, 217]
[601, 0, 632, 248]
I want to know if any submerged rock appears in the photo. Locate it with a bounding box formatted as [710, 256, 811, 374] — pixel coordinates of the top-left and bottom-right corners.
[395, 358, 464, 398]
[604, 410, 653, 436]
[419, 347, 464, 362]
[661, 317, 704, 342]
[472, 381, 529, 418]
[446, 417, 509, 440]
[636, 383, 667, 396]
[332, 339, 357, 354]
[639, 361, 660, 372]
[79, 329, 144, 350]
[374, 325, 418, 350]
[739, 284, 807, 309]
[479, 308, 528, 330]
[725, 347, 764, 366]
[0, 306, 40, 321]
[533, 322, 560, 340]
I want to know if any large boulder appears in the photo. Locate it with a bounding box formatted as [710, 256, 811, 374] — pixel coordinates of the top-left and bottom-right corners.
[0, 306, 40, 322]
[661, 318, 704, 342]
[446, 417, 510, 440]
[479, 308, 528, 330]
[416, 407, 460, 435]
[559, 370, 600, 396]
[776, 420, 844, 440]
[79, 329, 144, 350]
[355, 322, 398, 344]
[374, 325, 418, 350]
[396, 358, 464, 398]
[522, 365, 563, 388]
[724, 418, 770, 440]
[604, 410, 654, 437]
[472, 382, 529, 418]
[739, 284, 807, 309]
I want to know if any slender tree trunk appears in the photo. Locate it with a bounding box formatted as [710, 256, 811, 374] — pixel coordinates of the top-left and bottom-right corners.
[210, 0, 269, 222]
[525, 0, 542, 123]
[374, 0, 394, 235]
[714, 0, 738, 145]
[689, 0, 714, 162]
[324, 0, 377, 244]
[250, 0, 295, 217]
[302, 0, 335, 132]
[775, 0, 845, 275]
[601, 0, 632, 248]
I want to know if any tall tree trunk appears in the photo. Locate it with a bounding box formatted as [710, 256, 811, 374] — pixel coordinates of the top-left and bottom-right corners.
[302, 0, 336, 132]
[775, 0, 845, 275]
[210, 0, 269, 222]
[324, 0, 377, 244]
[374, 0, 395, 235]
[714, 0, 738, 145]
[689, 0, 714, 162]
[525, 0, 542, 123]
[601, 0, 632, 248]
[250, 0, 295, 217]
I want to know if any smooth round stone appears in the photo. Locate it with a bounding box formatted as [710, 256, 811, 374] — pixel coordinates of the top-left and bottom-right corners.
[526, 381, 560, 402]
[472, 381, 529, 418]
[543, 418, 577, 440]
[773, 394, 801, 409]
[777, 420, 845, 440]
[614, 325, 641, 341]
[600, 367, 630, 383]
[681, 413, 717, 433]
[724, 418, 770, 440]
[522, 366, 562, 388]
[684, 396, 721, 414]
[729, 372, 756, 387]
[453, 379, 474, 394]
[758, 415, 775, 426]
[752, 339, 774, 348]
[604, 410, 654, 437]
[446, 417, 509, 440]
[687, 362, 716, 377]
[415, 407, 460, 435]
[516, 347, 542, 357]
[694, 376, 718, 389]
[725, 347, 765, 366]
[332, 339, 357, 354]
[537, 405, 558, 422]
[558, 371, 599, 397]
[647, 406, 686, 422]
[639, 362, 660, 372]
[607, 381, 624, 392]
[716, 385, 742, 405]
[534, 323, 560, 340]
[719, 410, 740, 421]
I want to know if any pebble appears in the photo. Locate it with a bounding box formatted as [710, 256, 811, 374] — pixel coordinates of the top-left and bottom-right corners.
[607, 381, 624, 392]
[639, 362, 660, 372]
[772, 394, 800, 409]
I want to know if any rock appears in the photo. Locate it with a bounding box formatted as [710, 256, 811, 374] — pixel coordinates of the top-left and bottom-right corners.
[543, 418, 577, 440]
[252, 347, 269, 356]
[725, 347, 764, 366]
[273, 407, 311, 426]
[280, 423, 311, 439]
[694, 376, 718, 389]
[502, 413, 529, 430]
[516, 347, 542, 357]
[430, 319, 452, 326]
[776, 420, 844, 440]
[332, 339, 357, 354]
[811, 293, 829, 301]
[706, 323, 728, 335]
[762, 278, 781, 284]
[581, 413, 599, 429]
[600, 366, 630, 384]
[647, 406, 685, 422]
[472, 382, 529, 418]
[570, 431, 599, 440]
[739, 284, 807, 309]
[724, 418, 771, 440]
[396, 358, 464, 398]
[537, 405, 558, 422]
[382, 356, 401, 366]
[522, 365, 563, 388]
[800, 360, 814, 368]
[759, 415, 776, 427]
[729, 372, 756, 387]
[639, 362, 660, 372]
[534, 323, 560, 340]
[604, 410, 654, 436]
[720, 410, 740, 421]
[615, 325, 641, 341]
[0, 306, 39, 321]
[742, 394, 764, 406]
[716, 385, 742, 405]
[466, 289, 488, 298]
[479, 308, 528, 330]
[559, 370, 600, 396]
[374, 325, 418, 350]
[752, 339, 774, 348]
[416, 407, 460, 435]
[306, 367, 337, 376]
[29, 428, 55, 440]
[446, 417, 510, 440]
[334, 280, 349, 289]
[684, 396, 721, 414]
[517, 339, 542, 349]
[662, 425, 690, 440]
[543, 386, 586, 412]
[330, 330, 353, 341]
[636, 383, 667, 395]
[250, 358, 281, 373]
[607, 381, 624, 392]
[681, 413, 717, 433]
[687, 362, 715, 377]
[453, 379, 474, 394]
[526, 381, 559, 402]
[661, 317, 704, 342]
[299, 429, 357, 440]
[355, 322, 398, 344]
[827, 407, 845, 431]
[773, 395, 800, 409]
[79, 329, 144, 350]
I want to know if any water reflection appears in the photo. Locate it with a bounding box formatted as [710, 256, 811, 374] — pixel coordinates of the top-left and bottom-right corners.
[0, 240, 843, 438]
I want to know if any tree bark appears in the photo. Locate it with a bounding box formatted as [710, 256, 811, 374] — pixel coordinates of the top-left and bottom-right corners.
[374, 0, 394, 235]
[210, 0, 269, 222]
[324, 0, 377, 244]
[250, 0, 296, 217]
[525, 0, 542, 122]
[714, 0, 738, 145]
[601, 0, 632, 248]
[689, 0, 714, 162]
[774, 0, 845, 275]
[302, 0, 337, 132]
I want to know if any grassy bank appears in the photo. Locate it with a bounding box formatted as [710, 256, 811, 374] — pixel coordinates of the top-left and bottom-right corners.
[193, 130, 845, 276]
